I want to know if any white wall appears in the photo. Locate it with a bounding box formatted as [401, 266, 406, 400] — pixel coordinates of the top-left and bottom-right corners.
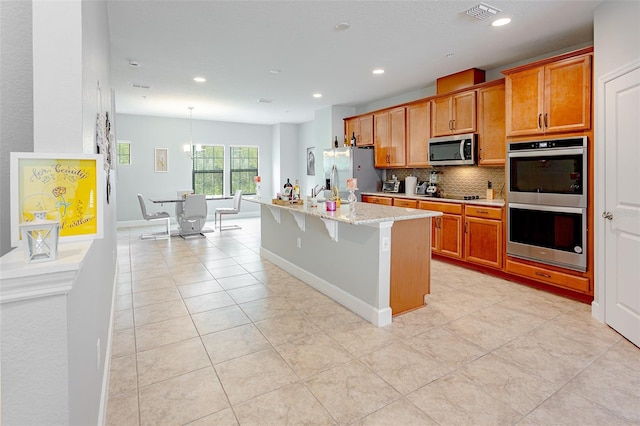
[592, 0, 640, 319]
[1, 1, 117, 424]
[0, 0, 34, 257]
[115, 114, 273, 222]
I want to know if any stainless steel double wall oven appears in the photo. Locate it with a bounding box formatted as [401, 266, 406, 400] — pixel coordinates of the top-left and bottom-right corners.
[507, 136, 588, 271]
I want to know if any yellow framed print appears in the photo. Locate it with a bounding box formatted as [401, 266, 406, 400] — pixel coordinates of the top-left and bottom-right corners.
[10, 152, 105, 246]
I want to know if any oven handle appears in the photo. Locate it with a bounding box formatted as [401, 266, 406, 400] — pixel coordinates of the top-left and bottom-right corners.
[507, 148, 585, 158]
[508, 203, 585, 215]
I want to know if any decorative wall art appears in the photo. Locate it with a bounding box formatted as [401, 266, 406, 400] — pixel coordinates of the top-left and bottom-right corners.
[10, 152, 105, 246]
[95, 81, 116, 204]
[307, 147, 315, 176]
[155, 148, 168, 172]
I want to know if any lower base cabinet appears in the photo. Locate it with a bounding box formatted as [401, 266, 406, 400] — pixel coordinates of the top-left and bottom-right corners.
[361, 195, 393, 206]
[418, 201, 463, 259]
[505, 258, 591, 293]
[464, 205, 503, 269]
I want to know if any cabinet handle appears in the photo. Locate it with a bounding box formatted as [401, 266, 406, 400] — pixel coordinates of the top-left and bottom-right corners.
[538, 114, 542, 129]
[464, 222, 468, 233]
[475, 209, 489, 214]
[535, 271, 552, 278]
[544, 113, 548, 128]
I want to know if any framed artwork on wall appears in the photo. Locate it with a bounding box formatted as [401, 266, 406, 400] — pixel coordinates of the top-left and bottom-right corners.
[10, 152, 105, 247]
[155, 148, 168, 172]
[307, 147, 315, 176]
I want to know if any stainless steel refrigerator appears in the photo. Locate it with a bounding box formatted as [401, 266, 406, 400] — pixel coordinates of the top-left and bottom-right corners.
[322, 147, 382, 201]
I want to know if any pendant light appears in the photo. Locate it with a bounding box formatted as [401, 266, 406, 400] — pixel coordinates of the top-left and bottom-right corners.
[183, 106, 202, 158]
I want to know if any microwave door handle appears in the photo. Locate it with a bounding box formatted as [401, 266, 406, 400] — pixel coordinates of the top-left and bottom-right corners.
[460, 142, 465, 160]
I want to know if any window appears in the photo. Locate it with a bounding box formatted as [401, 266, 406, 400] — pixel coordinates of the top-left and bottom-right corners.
[192, 145, 224, 196]
[117, 141, 131, 165]
[230, 146, 259, 194]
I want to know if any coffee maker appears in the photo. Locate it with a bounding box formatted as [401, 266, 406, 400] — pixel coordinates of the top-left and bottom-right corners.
[426, 170, 442, 197]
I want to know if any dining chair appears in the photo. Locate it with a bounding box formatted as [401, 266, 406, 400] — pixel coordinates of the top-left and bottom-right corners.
[175, 189, 194, 217]
[177, 194, 208, 237]
[137, 194, 170, 239]
[215, 190, 242, 230]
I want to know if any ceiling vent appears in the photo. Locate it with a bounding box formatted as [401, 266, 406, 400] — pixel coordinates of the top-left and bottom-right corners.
[130, 83, 151, 89]
[465, 2, 501, 20]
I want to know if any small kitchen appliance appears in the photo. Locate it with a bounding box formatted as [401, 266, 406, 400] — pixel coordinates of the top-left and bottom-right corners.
[428, 133, 477, 166]
[382, 180, 403, 193]
[425, 170, 442, 197]
[415, 181, 429, 195]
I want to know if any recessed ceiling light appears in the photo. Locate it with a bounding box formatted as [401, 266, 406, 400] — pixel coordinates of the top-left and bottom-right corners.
[492, 17, 511, 27]
[313, 93, 322, 98]
[373, 69, 385, 75]
[257, 98, 272, 103]
[334, 22, 350, 31]
[128, 59, 141, 68]
[193, 77, 206, 83]
[269, 69, 281, 74]
[446, 53, 454, 59]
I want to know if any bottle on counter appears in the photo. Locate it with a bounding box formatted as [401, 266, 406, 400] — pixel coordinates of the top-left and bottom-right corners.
[351, 132, 357, 147]
[334, 136, 339, 148]
[284, 178, 293, 189]
[293, 179, 300, 200]
[344, 134, 349, 147]
[330, 165, 340, 207]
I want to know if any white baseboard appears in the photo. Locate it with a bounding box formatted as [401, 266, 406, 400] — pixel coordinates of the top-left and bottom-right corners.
[261, 248, 392, 327]
[117, 211, 259, 229]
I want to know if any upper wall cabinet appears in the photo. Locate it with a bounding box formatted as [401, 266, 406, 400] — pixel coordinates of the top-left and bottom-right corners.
[477, 81, 506, 166]
[374, 107, 406, 168]
[431, 90, 476, 137]
[345, 114, 374, 147]
[406, 102, 430, 168]
[503, 49, 592, 137]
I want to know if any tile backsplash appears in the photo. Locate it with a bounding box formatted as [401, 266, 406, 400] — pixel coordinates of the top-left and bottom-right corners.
[387, 166, 505, 199]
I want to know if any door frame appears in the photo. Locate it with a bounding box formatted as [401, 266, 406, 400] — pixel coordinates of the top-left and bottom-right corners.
[592, 58, 640, 322]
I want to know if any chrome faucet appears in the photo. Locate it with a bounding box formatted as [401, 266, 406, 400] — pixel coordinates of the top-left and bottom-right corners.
[311, 185, 325, 198]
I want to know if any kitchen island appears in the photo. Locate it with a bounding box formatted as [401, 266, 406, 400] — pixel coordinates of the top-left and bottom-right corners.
[245, 197, 441, 326]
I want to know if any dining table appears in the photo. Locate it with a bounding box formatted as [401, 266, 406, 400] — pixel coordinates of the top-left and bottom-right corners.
[148, 195, 229, 236]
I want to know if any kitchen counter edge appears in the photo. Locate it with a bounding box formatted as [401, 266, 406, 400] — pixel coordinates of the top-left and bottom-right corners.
[362, 192, 505, 207]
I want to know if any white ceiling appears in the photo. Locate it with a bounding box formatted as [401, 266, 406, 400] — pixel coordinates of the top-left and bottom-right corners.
[107, 0, 602, 125]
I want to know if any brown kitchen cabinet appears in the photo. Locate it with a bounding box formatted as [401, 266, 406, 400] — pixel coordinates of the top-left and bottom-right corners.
[503, 49, 592, 137]
[418, 201, 463, 259]
[345, 114, 374, 147]
[406, 101, 430, 167]
[506, 258, 590, 294]
[477, 81, 506, 166]
[393, 198, 417, 208]
[464, 205, 503, 269]
[430, 90, 476, 137]
[374, 107, 406, 168]
[361, 195, 392, 206]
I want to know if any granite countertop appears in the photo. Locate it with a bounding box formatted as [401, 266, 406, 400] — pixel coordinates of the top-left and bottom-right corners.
[244, 196, 441, 225]
[361, 192, 506, 208]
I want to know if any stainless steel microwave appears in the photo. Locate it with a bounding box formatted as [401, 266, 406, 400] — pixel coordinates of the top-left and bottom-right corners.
[428, 133, 477, 166]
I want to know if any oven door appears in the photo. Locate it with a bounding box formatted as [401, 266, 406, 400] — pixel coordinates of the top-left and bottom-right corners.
[507, 147, 587, 208]
[507, 203, 587, 271]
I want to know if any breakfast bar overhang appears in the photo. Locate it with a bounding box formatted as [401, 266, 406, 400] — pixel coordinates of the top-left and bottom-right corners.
[246, 197, 441, 327]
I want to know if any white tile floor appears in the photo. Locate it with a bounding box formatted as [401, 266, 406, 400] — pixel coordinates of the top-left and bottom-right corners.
[107, 217, 639, 425]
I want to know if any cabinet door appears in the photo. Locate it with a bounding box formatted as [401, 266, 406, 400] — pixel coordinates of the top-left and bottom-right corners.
[431, 97, 453, 137]
[345, 117, 359, 146]
[440, 213, 463, 259]
[451, 91, 476, 134]
[393, 198, 417, 208]
[358, 115, 374, 146]
[465, 217, 503, 269]
[544, 55, 592, 134]
[477, 83, 506, 166]
[406, 102, 430, 167]
[374, 111, 389, 167]
[505, 67, 545, 136]
[388, 107, 406, 167]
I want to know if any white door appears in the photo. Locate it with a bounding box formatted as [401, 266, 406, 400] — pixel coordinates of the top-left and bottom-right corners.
[603, 63, 640, 347]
